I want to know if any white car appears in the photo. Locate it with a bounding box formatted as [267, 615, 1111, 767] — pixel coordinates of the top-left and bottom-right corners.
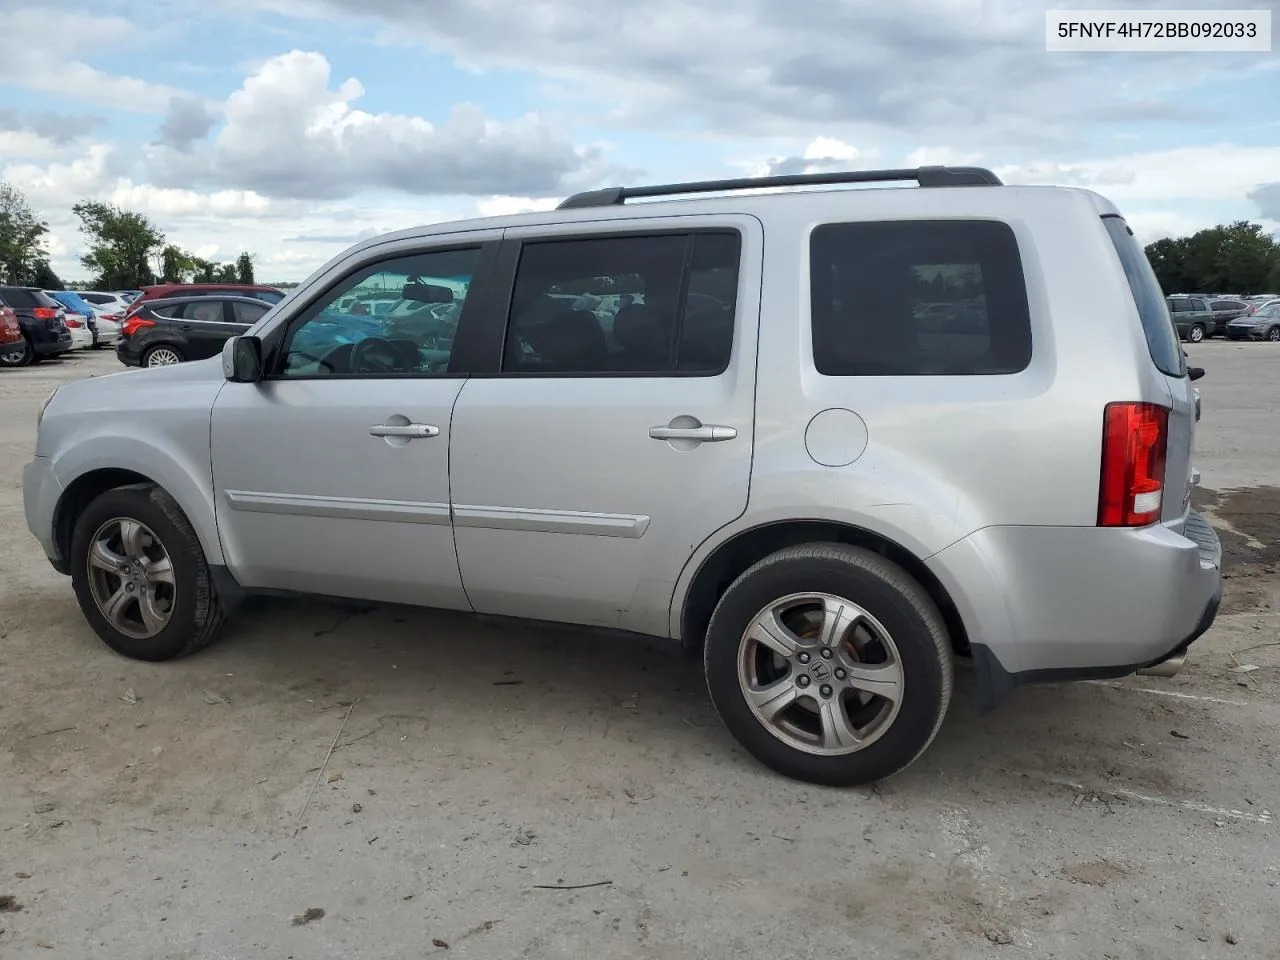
[76, 292, 127, 347]
[64, 314, 94, 349]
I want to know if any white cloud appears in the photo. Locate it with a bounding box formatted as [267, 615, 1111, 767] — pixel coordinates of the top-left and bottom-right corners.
[0, 8, 189, 112]
[0, 131, 61, 159]
[146, 51, 618, 200]
[475, 195, 560, 217]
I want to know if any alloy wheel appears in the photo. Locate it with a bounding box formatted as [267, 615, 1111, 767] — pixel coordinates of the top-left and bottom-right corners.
[86, 517, 176, 639]
[737, 592, 904, 756]
[146, 347, 182, 366]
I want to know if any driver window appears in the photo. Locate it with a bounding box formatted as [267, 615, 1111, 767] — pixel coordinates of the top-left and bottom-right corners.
[279, 247, 480, 378]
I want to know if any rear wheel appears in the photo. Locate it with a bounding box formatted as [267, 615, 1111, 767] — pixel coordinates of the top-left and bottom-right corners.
[0, 337, 33, 367]
[70, 485, 225, 660]
[144, 345, 184, 367]
[1187, 324, 1206, 343]
[704, 543, 953, 786]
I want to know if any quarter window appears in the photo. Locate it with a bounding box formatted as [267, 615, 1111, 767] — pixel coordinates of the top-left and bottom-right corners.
[501, 231, 741, 375]
[810, 220, 1032, 376]
[278, 247, 480, 378]
[186, 301, 222, 323]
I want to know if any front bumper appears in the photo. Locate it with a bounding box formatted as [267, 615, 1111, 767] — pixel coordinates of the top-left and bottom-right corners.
[23, 455, 65, 571]
[928, 510, 1223, 711]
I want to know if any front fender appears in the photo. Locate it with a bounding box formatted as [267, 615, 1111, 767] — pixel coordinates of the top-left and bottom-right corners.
[51, 434, 223, 566]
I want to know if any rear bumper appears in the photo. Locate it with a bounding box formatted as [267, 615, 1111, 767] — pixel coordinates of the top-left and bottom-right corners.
[33, 332, 73, 356]
[116, 339, 143, 366]
[927, 510, 1223, 710]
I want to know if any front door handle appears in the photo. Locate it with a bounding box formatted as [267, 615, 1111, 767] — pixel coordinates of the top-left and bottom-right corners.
[649, 423, 737, 442]
[370, 423, 439, 439]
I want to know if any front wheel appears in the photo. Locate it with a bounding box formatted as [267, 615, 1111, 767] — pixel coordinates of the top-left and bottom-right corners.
[1187, 324, 1206, 343]
[1267, 326, 1280, 342]
[70, 485, 225, 660]
[704, 543, 953, 786]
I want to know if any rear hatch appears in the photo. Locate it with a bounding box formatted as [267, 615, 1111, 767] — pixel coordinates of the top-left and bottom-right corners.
[1100, 216, 1196, 527]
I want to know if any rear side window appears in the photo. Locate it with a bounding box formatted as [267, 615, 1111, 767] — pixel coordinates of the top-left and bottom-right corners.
[1102, 216, 1185, 377]
[0, 287, 54, 309]
[810, 220, 1032, 376]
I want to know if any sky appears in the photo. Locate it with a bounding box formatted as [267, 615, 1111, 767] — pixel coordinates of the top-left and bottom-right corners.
[2, 0, 1278, 283]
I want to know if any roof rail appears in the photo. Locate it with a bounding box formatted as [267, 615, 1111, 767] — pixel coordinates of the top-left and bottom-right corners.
[556, 165, 1002, 210]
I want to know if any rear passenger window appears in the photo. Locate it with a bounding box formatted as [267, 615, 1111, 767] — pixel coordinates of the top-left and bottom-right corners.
[232, 301, 268, 324]
[502, 231, 740, 375]
[810, 220, 1031, 376]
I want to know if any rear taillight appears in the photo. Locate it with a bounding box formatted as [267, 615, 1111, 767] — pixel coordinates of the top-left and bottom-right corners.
[104, 313, 123, 322]
[1098, 402, 1170, 527]
[65, 317, 83, 328]
[33, 307, 57, 320]
[122, 317, 155, 338]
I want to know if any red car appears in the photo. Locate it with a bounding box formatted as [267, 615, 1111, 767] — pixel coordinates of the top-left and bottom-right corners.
[0, 304, 23, 365]
[125, 283, 286, 316]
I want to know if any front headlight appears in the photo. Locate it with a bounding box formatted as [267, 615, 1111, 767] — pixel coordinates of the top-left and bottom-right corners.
[37, 387, 58, 429]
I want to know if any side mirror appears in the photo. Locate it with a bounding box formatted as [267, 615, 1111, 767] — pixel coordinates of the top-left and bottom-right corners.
[1188, 366, 1205, 382]
[222, 335, 263, 382]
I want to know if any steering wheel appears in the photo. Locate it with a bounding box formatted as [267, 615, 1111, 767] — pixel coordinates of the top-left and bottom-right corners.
[349, 337, 401, 374]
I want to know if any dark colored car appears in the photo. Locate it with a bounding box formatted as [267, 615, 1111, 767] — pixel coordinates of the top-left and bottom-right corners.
[1226, 301, 1280, 341]
[0, 286, 73, 367]
[117, 295, 273, 367]
[0, 303, 23, 364]
[1208, 298, 1249, 335]
[126, 283, 286, 316]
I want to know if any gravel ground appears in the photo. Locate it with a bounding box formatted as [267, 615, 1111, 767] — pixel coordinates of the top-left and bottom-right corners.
[1, 343, 1277, 960]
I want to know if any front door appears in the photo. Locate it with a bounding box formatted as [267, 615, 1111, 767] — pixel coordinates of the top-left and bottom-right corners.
[449, 219, 761, 636]
[210, 238, 496, 608]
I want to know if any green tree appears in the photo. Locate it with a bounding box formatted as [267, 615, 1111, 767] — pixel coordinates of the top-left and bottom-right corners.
[0, 182, 55, 285]
[160, 244, 200, 283]
[1146, 222, 1280, 295]
[31, 262, 64, 289]
[215, 262, 237, 283]
[235, 251, 254, 284]
[73, 201, 164, 289]
[1216, 221, 1277, 293]
[191, 257, 217, 283]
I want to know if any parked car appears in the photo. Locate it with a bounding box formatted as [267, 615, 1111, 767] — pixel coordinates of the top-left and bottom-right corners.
[1207, 298, 1249, 335]
[47, 290, 102, 349]
[0, 285, 73, 366]
[126, 283, 286, 316]
[1226, 301, 1280, 341]
[0, 302, 23, 364]
[23, 166, 1220, 787]
[1166, 295, 1213, 342]
[1242, 295, 1279, 316]
[115, 295, 274, 367]
[78, 291, 133, 314]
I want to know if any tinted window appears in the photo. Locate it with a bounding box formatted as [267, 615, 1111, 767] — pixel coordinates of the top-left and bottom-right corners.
[150, 303, 184, 318]
[186, 300, 223, 323]
[1167, 299, 1187, 313]
[1187, 298, 1207, 312]
[0, 287, 56, 309]
[254, 290, 284, 304]
[502, 231, 740, 375]
[1210, 300, 1238, 312]
[232, 300, 269, 324]
[810, 220, 1031, 376]
[1105, 218, 1184, 377]
[81, 292, 113, 305]
[280, 247, 480, 378]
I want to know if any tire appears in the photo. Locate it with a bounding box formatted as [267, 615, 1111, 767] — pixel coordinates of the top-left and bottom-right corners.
[1267, 326, 1280, 342]
[703, 543, 953, 786]
[0, 336, 33, 367]
[1187, 324, 1205, 343]
[70, 484, 225, 661]
[143, 345, 184, 367]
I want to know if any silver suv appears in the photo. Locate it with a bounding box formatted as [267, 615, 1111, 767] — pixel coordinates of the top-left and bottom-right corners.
[23, 166, 1222, 786]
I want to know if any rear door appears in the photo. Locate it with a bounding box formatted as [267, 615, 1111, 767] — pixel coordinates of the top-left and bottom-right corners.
[448, 217, 761, 636]
[1101, 217, 1196, 523]
[178, 299, 247, 359]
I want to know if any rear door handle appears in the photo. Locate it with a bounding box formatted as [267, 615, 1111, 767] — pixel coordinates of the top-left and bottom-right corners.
[370, 423, 439, 439]
[649, 423, 737, 442]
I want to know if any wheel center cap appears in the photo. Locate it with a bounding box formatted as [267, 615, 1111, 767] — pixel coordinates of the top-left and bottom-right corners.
[808, 660, 831, 683]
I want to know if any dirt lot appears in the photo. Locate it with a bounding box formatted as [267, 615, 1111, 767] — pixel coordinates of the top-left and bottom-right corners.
[1, 344, 1278, 960]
